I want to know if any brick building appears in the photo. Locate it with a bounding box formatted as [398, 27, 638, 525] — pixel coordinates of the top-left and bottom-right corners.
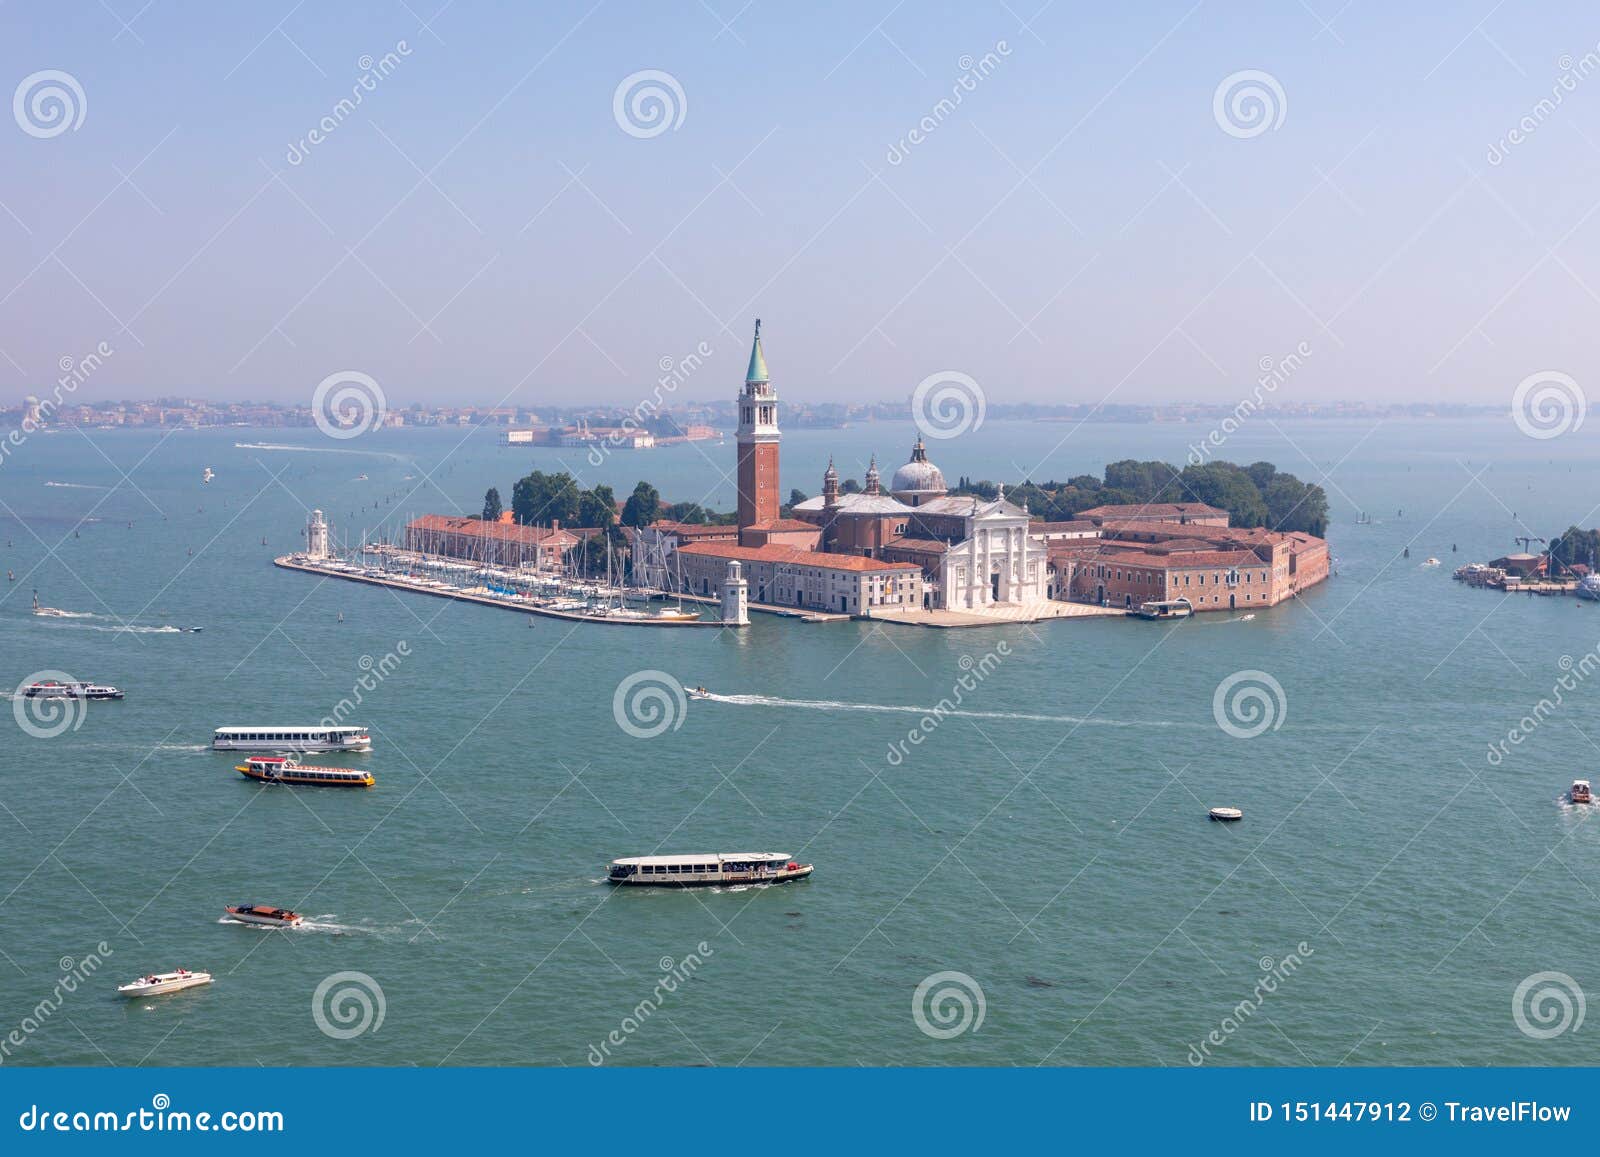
[1047, 519, 1329, 611]
[674, 540, 922, 614]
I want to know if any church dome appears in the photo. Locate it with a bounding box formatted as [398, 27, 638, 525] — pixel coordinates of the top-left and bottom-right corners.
[890, 438, 947, 497]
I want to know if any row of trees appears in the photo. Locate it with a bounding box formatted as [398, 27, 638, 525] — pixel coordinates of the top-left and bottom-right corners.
[950, 459, 1330, 536]
[1547, 526, 1600, 572]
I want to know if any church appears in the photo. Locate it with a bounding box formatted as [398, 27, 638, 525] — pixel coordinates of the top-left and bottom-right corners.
[640, 321, 1048, 616]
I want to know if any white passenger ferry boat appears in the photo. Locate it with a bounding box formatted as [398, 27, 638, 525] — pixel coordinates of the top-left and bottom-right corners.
[606, 852, 813, 887]
[212, 725, 371, 752]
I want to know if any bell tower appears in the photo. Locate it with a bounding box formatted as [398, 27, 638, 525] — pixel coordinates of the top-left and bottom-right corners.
[735, 319, 780, 529]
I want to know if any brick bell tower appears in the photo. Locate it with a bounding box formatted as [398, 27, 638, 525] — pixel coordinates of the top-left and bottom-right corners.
[735, 318, 780, 529]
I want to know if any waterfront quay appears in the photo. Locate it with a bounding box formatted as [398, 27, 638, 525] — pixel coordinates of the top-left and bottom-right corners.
[272, 554, 730, 628]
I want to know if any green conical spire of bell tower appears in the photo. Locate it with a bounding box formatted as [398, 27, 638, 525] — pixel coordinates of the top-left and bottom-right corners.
[745, 318, 769, 384]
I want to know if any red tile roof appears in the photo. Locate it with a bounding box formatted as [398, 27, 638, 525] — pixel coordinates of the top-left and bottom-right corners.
[406, 515, 576, 547]
[678, 541, 920, 572]
[1079, 503, 1229, 520]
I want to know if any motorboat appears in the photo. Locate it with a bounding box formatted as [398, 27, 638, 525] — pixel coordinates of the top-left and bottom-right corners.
[23, 680, 123, 700]
[1578, 575, 1600, 601]
[117, 969, 213, 997]
[1422, 557, 1441, 567]
[686, 686, 712, 700]
[1208, 807, 1244, 822]
[224, 904, 304, 927]
[30, 591, 70, 617]
[606, 852, 813, 887]
[235, 755, 375, 787]
[1571, 779, 1592, 804]
[1130, 598, 1193, 620]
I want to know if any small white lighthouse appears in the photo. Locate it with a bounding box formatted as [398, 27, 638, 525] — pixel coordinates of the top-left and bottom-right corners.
[720, 559, 749, 626]
[306, 509, 329, 559]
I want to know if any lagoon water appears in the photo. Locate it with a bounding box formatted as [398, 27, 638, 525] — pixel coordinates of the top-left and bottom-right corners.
[1, 417, 1597, 1067]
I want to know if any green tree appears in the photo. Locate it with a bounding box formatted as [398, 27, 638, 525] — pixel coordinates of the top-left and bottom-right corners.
[577, 484, 618, 531]
[621, 481, 661, 528]
[481, 487, 502, 522]
[662, 501, 708, 524]
[788, 488, 809, 507]
[511, 470, 581, 527]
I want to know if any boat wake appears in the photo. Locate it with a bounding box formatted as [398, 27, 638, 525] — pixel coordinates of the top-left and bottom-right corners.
[52, 622, 186, 634]
[692, 691, 1182, 727]
[44, 481, 109, 490]
[32, 607, 97, 618]
[235, 442, 406, 461]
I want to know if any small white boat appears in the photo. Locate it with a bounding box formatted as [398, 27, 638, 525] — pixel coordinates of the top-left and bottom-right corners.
[1422, 557, 1441, 568]
[685, 686, 711, 700]
[30, 591, 70, 617]
[1208, 807, 1243, 822]
[1571, 779, 1592, 805]
[117, 969, 213, 997]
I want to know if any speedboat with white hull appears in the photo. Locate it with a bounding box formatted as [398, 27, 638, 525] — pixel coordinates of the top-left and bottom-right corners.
[606, 852, 813, 887]
[117, 969, 213, 997]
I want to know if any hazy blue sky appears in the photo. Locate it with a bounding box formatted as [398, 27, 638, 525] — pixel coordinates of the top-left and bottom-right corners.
[3, 2, 1598, 407]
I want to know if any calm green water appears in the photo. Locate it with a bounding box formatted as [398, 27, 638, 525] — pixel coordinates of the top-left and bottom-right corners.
[1, 418, 1597, 1067]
